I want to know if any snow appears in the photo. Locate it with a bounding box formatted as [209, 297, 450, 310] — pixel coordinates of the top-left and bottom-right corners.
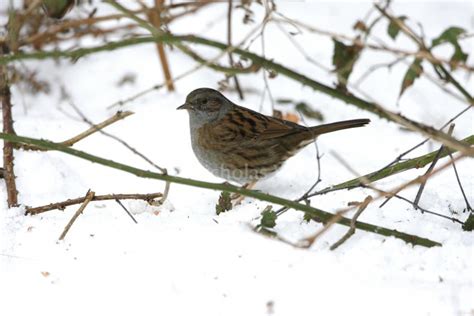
[1, 1, 473, 315]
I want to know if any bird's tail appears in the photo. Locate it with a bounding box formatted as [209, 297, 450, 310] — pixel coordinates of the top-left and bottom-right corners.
[309, 119, 370, 136]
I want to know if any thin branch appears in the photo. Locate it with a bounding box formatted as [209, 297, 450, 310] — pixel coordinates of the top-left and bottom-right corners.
[151, 177, 170, 207]
[381, 105, 472, 169]
[58, 190, 95, 240]
[18, 110, 134, 151]
[392, 194, 464, 224]
[330, 196, 372, 250]
[274, 135, 322, 216]
[354, 57, 405, 87]
[147, 0, 175, 91]
[67, 101, 166, 173]
[377, 154, 466, 208]
[115, 199, 138, 224]
[412, 124, 455, 209]
[299, 208, 351, 248]
[1, 132, 441, 247]
[0, 45, 18, 207]
[26, 192, 163, 215]
[176, 43, 260, 75]
[61, 111, 133, 146]
[227, 0, 244, 99]
[448, 152, 473, 212]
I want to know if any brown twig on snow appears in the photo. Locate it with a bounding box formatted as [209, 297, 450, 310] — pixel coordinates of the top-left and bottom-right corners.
[0, 45, 18, 207]
[58, 190, 95, 240]
[330, 196, 372, 250]
[18, 110, 134, 151]
[60, 111, 134, 146]
[299, 204, 353, 248]
[26, 192, 163, 215]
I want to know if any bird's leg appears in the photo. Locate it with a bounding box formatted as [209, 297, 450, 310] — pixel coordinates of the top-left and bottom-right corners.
[231, 181, 257, 206]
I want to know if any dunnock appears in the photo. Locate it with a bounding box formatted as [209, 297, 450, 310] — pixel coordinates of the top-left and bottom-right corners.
[178, 88, 369, 185]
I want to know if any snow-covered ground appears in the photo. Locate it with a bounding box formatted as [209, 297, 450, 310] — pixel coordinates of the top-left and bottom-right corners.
[1, 1, 473, 315]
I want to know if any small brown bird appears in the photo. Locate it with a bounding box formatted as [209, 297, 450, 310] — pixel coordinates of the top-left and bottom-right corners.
[178, 88, 369, 186]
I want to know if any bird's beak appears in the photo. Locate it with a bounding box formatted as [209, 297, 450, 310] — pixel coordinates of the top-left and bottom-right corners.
[177, 103, 191, 110]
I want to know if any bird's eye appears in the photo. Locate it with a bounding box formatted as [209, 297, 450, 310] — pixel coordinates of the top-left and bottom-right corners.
[201, 98, 208, 105]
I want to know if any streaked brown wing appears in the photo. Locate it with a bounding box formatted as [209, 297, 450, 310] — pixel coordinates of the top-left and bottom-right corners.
[214, 105, 309, 142]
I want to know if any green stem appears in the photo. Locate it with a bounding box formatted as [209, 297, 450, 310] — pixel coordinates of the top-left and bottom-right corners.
[318, 134, 474, 194]
[0, 132, 441, 247]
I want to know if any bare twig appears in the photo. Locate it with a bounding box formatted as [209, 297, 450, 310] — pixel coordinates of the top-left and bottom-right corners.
[66, 100, 171, 206]
[18, 110, 134, 151]
[227, 0, 244, 99]
[61, 111, 134, 146]
[448, 153, 473, 213]
[392, 194, 464, 224]
[115, 199, 138, 224]
[354, 57, 405, 87]
[274, 134, 322, 216]
[58, 190, 95, 240]
[411, 124, 455, 209]
[147, 0, 175, 91]
[378, 105, 471, 170]
[1, 44, 18, 207]
[379, 154, 466, 206]
[330, 196, 372, 250]
[67, 102, 166, 173]
[151, 175, 170, 207]
[299, 207, 352, 248]
[26, 192, 163, 215]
